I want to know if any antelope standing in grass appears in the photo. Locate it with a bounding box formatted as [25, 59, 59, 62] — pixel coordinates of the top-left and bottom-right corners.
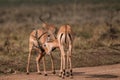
[26, 17, 56, 76]
[44, 24, 74, 78]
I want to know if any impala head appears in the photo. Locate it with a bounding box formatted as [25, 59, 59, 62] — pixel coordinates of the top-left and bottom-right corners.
[43, 43, 51, 55]
[34, 23, 57, 55]
[42, 34, 57, 55]
[32, 13, 57, 54]
[43, 33, 60, 55]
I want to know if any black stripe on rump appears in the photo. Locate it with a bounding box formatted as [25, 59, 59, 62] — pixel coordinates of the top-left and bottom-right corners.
[65, 33, 67, 44]
[65, 25, 67, 43]
[68, 33, 72, 42]
[60, 33, 63, 43]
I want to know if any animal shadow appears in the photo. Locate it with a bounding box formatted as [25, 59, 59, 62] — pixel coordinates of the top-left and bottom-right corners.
[86, 74, 119, 78]
[73, 72, 85, 76]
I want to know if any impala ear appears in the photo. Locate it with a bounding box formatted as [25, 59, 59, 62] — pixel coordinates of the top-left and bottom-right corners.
[42, 23, 46, 27]
[42, 23, 48, 30]
[43, 44, 46, 47]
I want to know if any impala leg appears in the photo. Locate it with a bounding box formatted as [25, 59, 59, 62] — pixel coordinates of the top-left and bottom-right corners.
[26, 48, 32, 74]
[62, 53, 66, 79]
[42, 56, 47, 76]
[59, 46, 66, 78]
[69, 44, 73, 77]
[50, 54, 56, 74]
[66, 51, 69, 77]
[59, 52, 63, 77]
[26, 52, 31, 74]
[36, 53, 42, 74]
[69, 55, 73, 78]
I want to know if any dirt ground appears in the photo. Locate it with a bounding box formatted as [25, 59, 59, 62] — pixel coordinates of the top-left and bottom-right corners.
[0, 64, 120, 80]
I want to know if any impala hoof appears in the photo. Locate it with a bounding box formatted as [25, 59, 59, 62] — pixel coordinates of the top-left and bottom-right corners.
[52, 71, 56, 74]
[44, 74, 48, 76]
[70, 75, 73, 79]
[26, 72, 29, 75]
[59, 74, 61, 77]
[37, 72, 42, 75]
[59, 72, 62, 77]
[66, 72, 69, 77]
[62, 76, 65, 79]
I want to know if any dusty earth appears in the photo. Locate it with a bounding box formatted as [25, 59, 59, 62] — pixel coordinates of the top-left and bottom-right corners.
[0, 64, 120, 80]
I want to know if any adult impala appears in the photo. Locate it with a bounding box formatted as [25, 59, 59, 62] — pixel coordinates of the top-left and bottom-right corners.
[43, 24, 74, 78]
[26, 17, 56, 76]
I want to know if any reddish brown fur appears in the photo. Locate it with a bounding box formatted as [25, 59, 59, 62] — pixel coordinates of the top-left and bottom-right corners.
[57, 24, 73, 78]
[43, 24, 74, 78]
[26, 22, 56, 75]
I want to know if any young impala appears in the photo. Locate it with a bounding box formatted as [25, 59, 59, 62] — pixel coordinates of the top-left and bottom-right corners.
[43, 24, 74, 78]
[26, 18, 56, 76]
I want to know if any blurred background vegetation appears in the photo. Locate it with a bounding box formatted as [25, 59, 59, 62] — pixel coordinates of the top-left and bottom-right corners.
[0, 0, 119, 4]
[0, 0, 120, 6]
[0, 0, 120, 75]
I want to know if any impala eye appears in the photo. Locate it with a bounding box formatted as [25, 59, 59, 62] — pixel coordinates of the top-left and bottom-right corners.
[43, 44, 46, 47]
[48, 34, 50, 37]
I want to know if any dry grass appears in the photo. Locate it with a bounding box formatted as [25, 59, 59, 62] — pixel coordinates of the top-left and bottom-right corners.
[0, 2, 120, 74]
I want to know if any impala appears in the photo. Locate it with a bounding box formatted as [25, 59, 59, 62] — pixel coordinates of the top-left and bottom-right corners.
[26, 18, 56, 76]
[43, 24, 74, 78]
